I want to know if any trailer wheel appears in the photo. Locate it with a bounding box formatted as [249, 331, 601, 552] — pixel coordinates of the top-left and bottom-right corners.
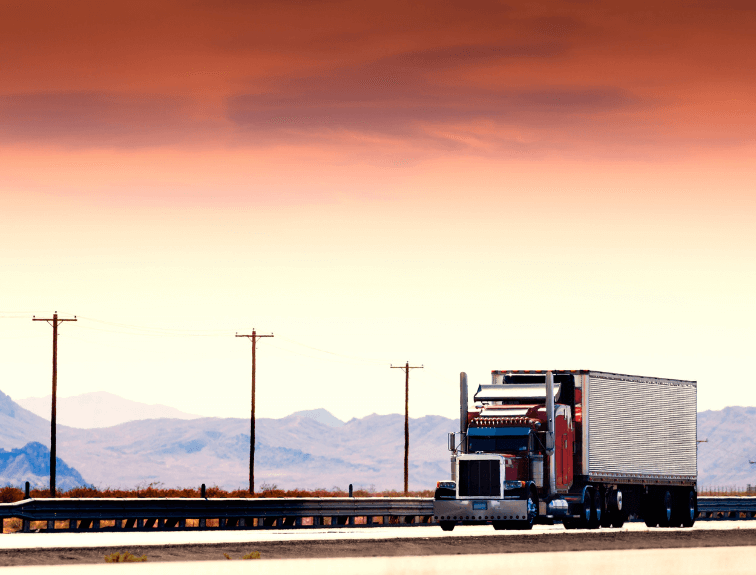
[588, 488, 603, 529]
[643, 492, 658, 527]
[440, 521, 455, 532]
[658, 490, 673, 528]
[604, 489, 624, 528]
[680, 490, 697, 528]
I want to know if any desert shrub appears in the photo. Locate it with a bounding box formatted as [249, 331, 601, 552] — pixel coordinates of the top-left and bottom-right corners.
[104, 552, 147, 563]
[0, 484, 434, 500]
[223, 551, 261, 560]
[0, 486, 24, 503]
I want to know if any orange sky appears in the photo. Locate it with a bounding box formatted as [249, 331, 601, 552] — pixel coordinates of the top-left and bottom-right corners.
[1, 0, 754, 421]
[2, 0, 754, 155]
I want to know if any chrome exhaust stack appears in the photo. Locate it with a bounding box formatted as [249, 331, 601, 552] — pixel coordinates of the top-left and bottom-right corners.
[450, 372, 469, 482]
[545, 370, 556, 495]
[459, 372, 468, 454]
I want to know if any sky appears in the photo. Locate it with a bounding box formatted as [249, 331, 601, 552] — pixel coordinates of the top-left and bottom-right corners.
[1, 0, 754, 422]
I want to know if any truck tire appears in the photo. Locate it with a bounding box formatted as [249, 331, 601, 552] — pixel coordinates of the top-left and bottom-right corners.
[608, 489, 625, 528]
[564, 488, 592, 529]
[581, 487, 594, 528]
[440, 521, 455, 532]
[680, 490, 697, 528]
[588, 488, 603, 529]
[657, 490, 673, 528]
[494, 488, 538, 531]
[643, 492, 658, 527]
[512, 487, 538, 530]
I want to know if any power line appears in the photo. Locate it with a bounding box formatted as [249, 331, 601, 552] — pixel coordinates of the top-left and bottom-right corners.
[236, 329, 274, 495]
[73, 315, 233, 337]
[32, 312, 77, 498]
[276, 335, 388, 365]
[391, 361, 423, 494]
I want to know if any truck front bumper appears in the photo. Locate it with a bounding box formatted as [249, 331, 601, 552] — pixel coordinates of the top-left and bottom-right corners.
[433, 499, 529, 523]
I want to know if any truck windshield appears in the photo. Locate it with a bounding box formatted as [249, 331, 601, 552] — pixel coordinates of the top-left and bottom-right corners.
[468, 435, 529, 453]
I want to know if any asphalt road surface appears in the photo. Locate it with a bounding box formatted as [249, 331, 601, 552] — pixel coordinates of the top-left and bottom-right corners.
[0, 522, 755, 566]
[0, 546, 754, 575]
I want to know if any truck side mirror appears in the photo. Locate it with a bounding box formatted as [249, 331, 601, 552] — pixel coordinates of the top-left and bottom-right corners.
[448, 432, 456, 451]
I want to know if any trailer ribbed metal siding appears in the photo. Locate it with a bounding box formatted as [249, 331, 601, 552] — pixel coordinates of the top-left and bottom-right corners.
[585, 371, 696, 480]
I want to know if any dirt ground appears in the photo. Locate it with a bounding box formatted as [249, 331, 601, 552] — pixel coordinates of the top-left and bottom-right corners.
[0, 529, 755, 566]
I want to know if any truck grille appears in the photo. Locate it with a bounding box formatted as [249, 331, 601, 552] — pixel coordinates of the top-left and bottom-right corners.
[458, 459, 500, 497]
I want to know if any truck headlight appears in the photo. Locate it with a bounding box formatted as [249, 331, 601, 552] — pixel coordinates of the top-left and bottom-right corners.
[503, 481, 525, 491]
[436, 481, 456, 490]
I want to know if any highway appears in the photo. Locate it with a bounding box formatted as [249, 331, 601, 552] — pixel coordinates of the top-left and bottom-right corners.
[1, 519, 755, 550]
[0, 546, 754, 575]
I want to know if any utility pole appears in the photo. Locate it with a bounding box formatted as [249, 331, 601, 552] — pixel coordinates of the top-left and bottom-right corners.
[32, 312, 77, 497]
[236, 329, 273, 494]
[391, 361, 423, 494]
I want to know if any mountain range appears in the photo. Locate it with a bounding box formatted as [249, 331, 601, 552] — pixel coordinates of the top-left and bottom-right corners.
[17, 392, 201, 429]
[0, 389, 753, 491]
[0, 390, 447, 490]
[0, 442, 89, 491]
[697, 407, 756, 489]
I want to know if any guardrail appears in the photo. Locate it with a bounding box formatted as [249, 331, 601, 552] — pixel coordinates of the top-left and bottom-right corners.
[0, 497, 434, 533]
[697, 496, 756, 520]
[0, 496, 753, 533]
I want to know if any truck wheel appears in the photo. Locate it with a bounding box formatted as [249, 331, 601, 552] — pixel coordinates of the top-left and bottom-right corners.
[440, 521, 455, 532]
[657, 490, 673, 528]
[580, 488, 593, 528]
[588, 488, 603, 529]
[643, 492, 658, 527]
[680, 490, 697, 528]
[607, 489, 625, 528]
[512, 488, 537, 530]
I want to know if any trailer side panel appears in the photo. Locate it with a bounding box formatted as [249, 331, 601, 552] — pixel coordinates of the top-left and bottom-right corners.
[585, 372, 696, 480]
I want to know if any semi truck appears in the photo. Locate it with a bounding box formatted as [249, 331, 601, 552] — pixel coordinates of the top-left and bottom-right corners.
[433, 370, 697, 531]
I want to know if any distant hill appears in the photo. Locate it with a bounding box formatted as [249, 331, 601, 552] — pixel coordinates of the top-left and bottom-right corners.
[0, 389, 51, 449]
[0, 390, 90, 490]
[52, 413, 451, 491]
[0, 442, 90, 491]
[697, 406, 756, 488]
[285, 408, 344, 427]
[17, 392, 201, 429]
